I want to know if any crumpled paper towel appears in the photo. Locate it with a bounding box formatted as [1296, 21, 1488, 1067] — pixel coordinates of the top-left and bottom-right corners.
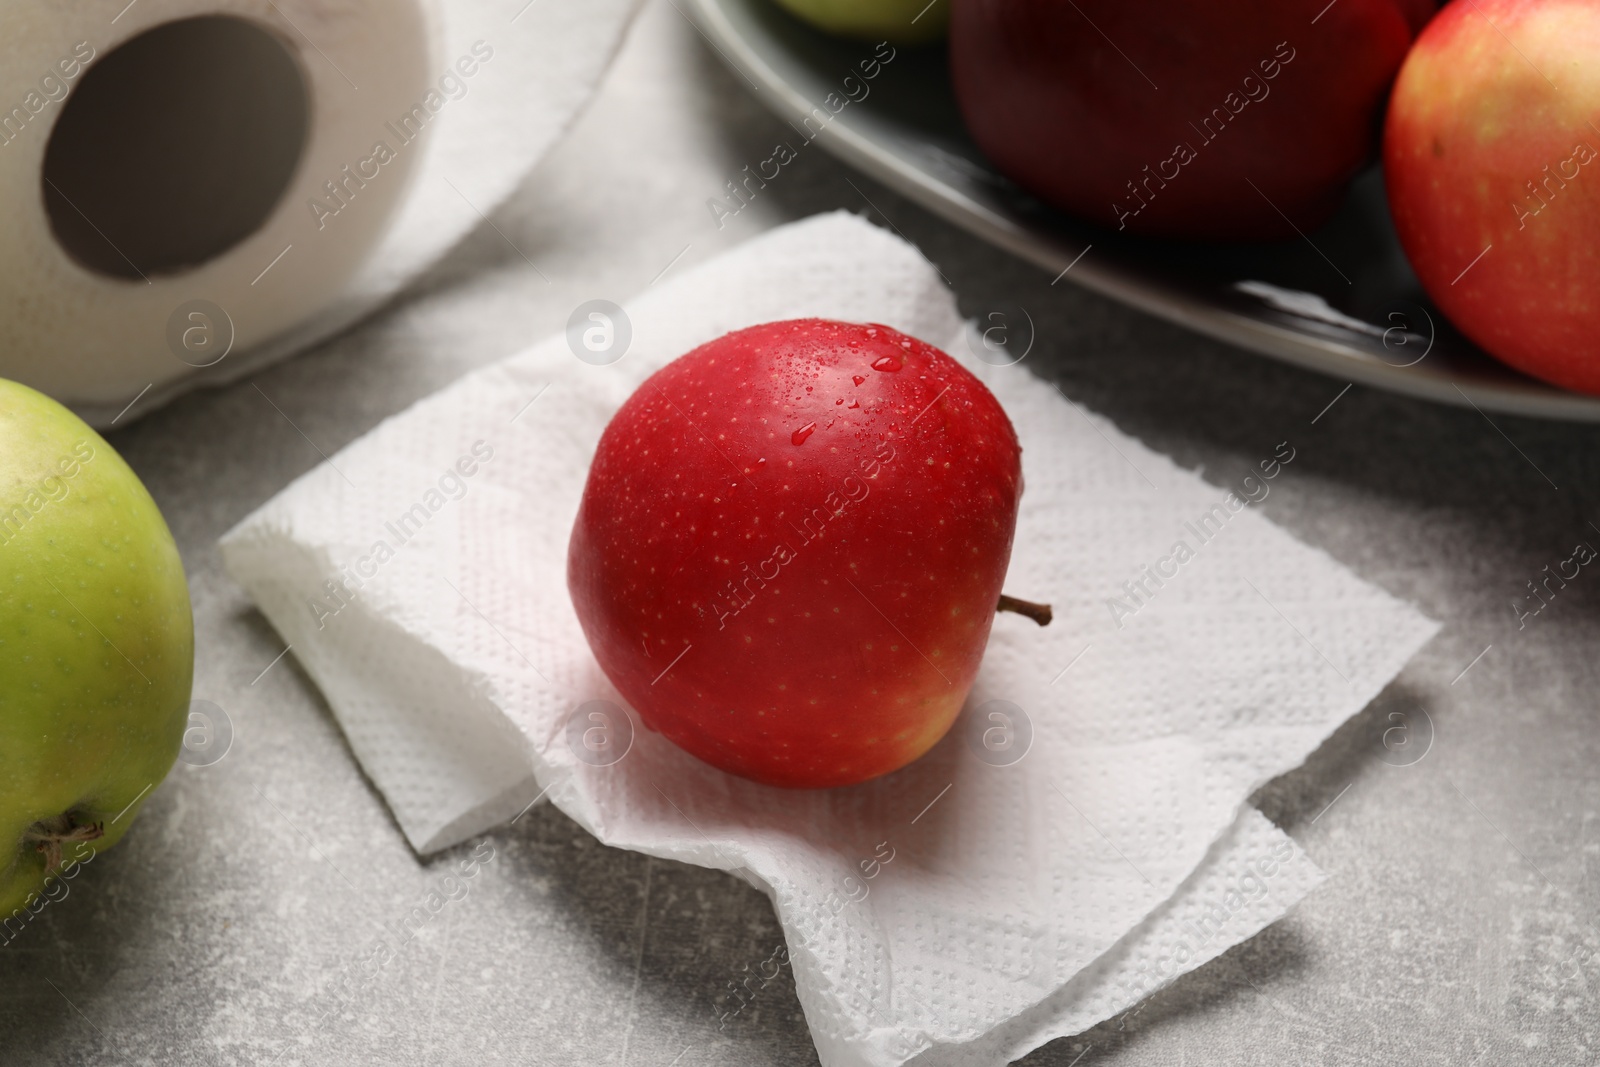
[221, 211, 1438, 1066]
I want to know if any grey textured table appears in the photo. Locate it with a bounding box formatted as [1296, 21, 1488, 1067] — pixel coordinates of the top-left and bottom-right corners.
[5, 3, 1598, 1064]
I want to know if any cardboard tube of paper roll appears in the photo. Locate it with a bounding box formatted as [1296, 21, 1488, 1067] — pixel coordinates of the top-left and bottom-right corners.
[0, 0, 439, 415]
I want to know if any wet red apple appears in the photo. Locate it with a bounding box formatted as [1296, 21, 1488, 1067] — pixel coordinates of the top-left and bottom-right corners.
[1385, 0, 1600, 394]
[568, 319, 1040, 788]
[950, 0, 1415, 239]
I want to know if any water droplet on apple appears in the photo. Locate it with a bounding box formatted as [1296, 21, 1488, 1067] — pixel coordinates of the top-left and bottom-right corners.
[871, 355, 902, 372]
[791, 422, 816, 445]
[756, 457, 767, 469]
[852, 375, 866, 386]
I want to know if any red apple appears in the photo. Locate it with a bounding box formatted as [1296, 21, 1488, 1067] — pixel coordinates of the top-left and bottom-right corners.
[568, 319, 1026, 788]
[1395, 0, 1439, 33]
[950, 0, 1415, 239]
[1385, 0, 1600, 394]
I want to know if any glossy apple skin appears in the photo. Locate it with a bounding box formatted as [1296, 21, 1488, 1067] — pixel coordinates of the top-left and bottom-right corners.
[1386, 0, 1600, 394]
[0, 380, 192, 918]
[568, 319, 1022, 788]
[950, 0, 1414, 239]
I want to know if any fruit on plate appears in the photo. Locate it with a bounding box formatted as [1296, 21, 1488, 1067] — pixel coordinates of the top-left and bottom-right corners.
[1395, 0, 1439, 33]
[772, 0, 949, 46]
[949, 0, 1415, 239]
[568, 319, 1046, 788]
[1386, 0, 1600, 394]
[0, 380, 193, 918]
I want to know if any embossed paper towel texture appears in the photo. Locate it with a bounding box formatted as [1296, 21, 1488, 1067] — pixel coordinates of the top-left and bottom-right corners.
[222, 212, 1437, 1067]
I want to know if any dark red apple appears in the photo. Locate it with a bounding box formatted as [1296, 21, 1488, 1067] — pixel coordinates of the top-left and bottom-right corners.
[1386, 0, 1600, 394]
[950, 0, 1415, 239]
[568, 319, 1028, 788]
[1395, 0, 1439, 33]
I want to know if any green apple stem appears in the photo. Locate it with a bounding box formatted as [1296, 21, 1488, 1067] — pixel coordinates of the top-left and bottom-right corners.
[23, 813, 104, 875]
[997, 594, 1052, 627]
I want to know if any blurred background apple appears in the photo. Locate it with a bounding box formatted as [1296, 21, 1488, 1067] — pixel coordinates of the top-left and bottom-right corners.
[772, 0, 948, 45]
[1386, 0, 1600, 394]
[949, 0, 1415, 239]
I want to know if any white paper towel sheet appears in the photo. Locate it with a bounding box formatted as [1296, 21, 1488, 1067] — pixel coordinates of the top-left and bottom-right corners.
[221, 212, 1438, 1066]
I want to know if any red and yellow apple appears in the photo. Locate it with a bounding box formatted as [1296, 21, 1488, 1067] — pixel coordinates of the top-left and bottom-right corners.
[950, 0, 1416, 239]
[1385, 0, 1600, 394]
[568, 319, 1025, 788]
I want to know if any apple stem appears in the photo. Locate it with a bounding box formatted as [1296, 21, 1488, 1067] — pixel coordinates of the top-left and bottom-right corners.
[997, 594, 1052, 627]
[23, 813, 104, 875]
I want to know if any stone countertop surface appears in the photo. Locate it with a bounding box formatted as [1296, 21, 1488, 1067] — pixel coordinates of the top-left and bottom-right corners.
[4, 3, 1598, 1064]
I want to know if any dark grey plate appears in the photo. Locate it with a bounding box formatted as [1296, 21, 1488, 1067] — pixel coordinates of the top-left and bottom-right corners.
[688, 0, 1600, 422]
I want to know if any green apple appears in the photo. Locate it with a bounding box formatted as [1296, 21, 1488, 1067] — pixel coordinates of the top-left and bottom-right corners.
[0, 379, 192, 921]
[772, 0, 948, 46]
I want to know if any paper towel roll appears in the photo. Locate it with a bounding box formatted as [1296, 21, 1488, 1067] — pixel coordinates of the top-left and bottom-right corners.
[0, 0, 440, 414]
[1, 0, 644, 426]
